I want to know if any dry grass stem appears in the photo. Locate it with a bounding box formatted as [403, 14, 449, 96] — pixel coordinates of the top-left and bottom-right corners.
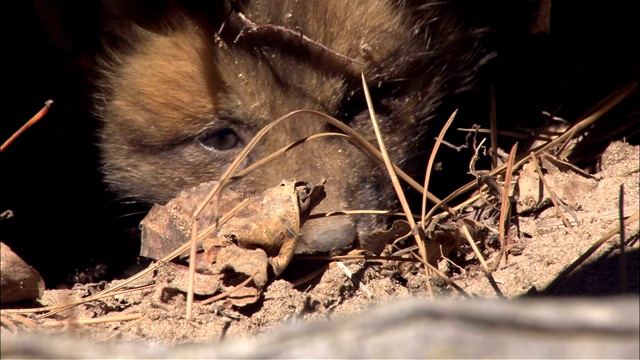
[457, 127, 557, 142]
[232, 124, 453, 214]
[408, 252, 472, 299]
[186, 222, 198, 319]
[498, 143, 518, 267]
[184, 105, 453, 317]
[290, 264, 331, 287]
[0, 316, 18, 333]
[530, 152, 573, 229]
[361, 73, 434, 298]
[308, 209, 420, 220]
[461, 225, 505, 298]
[33, 205, 244, 319]
[543, 81, 637, 156]
[43, 313, 143, 327]
[428, 81, 636, 220]
[490, 87, 498, 168]
[104, 315, 146, 341]
[296, 254, 422, 263]
[0, 314, 38, 333]
[422, 110, 459, 227]
[336, 262, 373, 299]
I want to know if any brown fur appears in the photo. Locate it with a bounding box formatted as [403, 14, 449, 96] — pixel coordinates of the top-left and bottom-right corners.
[94, 0, 488, 251]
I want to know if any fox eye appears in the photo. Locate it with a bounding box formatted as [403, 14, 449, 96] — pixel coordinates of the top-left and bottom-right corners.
[198, 128, 241, 151]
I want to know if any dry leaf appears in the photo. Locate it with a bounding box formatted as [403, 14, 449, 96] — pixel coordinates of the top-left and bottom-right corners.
[202, 180, 325, 277]
[156, 262, 221, 298]
[140, 181, 248, 260]
[139, 180, 325, 307]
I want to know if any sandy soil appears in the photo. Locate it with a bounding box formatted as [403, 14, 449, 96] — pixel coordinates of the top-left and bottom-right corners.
[2, 141, 638, 346]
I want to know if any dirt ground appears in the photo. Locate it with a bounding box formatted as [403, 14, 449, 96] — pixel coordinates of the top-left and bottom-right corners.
[1, 140, 639, 346]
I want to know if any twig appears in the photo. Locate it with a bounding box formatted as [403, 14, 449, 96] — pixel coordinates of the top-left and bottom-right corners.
[468, 138, 487, 177]
[233, 9, 364, 65]
[438, 138, 469, 152]
[1, 100, 53, 152]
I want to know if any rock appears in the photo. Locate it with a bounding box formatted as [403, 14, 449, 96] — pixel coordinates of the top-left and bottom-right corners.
[1, 242, 45, 303]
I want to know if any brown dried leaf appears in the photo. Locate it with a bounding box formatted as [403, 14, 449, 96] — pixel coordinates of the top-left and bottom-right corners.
[218, 273, 261, 307]
[140, 181, 248, 260]
[139, 180, 325, 307]
[210, 245, 270, 288]
[203, 180, 325, 276]
[156, 262, 221, 297]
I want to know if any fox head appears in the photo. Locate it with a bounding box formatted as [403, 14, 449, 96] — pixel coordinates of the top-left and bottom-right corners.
[92, 0, 487, 253]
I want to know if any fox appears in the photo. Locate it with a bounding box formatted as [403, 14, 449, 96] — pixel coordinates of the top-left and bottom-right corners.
[4, 0, 493, 284]
[90, 0, 489, 254]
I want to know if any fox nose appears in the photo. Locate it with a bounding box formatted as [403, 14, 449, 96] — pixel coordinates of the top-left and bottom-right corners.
[295, 215, 357, 255]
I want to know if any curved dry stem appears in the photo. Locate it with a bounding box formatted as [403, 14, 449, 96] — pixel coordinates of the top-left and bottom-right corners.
[220, 117, 452, 214]
[421, 110, 459, 228]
